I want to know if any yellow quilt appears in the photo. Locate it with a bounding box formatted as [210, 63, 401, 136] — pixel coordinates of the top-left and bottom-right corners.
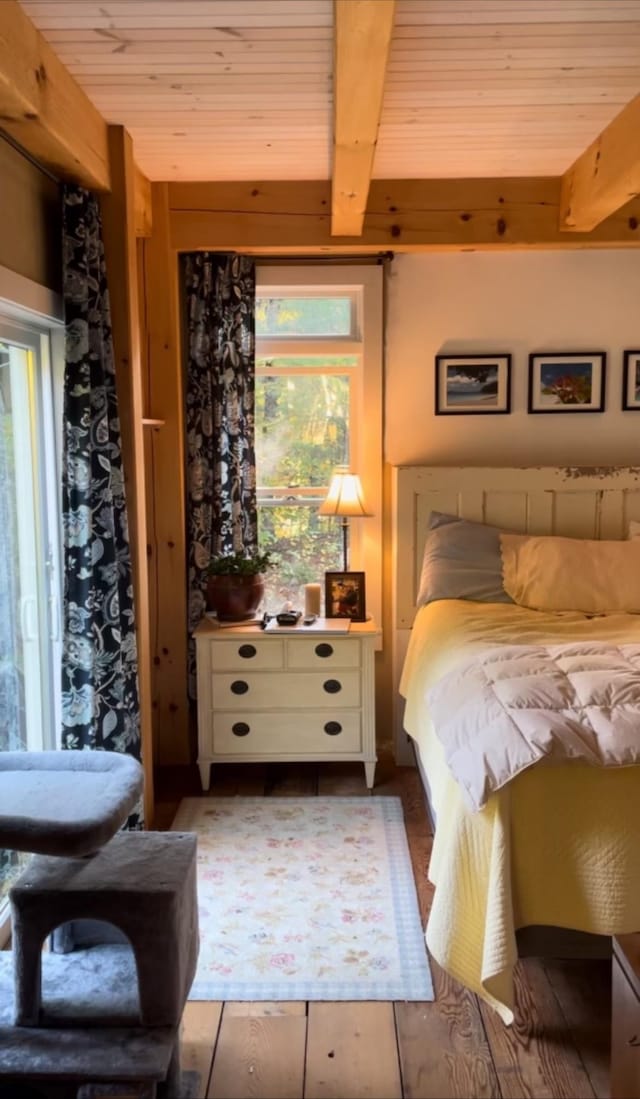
[400, 600, 640, 1023]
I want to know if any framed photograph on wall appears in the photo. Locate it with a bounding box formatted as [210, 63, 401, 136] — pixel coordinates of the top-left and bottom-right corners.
[622, 350, 640, 410]
[435, 354, 511, 415]
[325, 571, 366, 622]
[528, 352, 606, 413]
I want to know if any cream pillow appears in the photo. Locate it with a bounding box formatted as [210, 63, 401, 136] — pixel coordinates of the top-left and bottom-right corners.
[500, 533, 640, 613]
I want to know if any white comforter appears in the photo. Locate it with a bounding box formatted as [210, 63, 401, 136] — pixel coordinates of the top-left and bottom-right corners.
[428, 641, 640, 810]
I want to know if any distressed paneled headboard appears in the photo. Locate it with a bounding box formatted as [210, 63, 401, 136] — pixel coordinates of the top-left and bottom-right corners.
[392, 465, 640, 630]
[391, 465, 640, 764]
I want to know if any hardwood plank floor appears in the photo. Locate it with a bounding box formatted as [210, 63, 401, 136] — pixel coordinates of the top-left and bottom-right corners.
[156, 757, 611, 1099]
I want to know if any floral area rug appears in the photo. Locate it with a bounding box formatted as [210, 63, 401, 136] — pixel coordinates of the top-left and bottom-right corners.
[172, 796, 433, 1002]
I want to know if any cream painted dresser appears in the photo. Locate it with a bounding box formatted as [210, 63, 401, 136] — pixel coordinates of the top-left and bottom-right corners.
[194, 618, 379, 791]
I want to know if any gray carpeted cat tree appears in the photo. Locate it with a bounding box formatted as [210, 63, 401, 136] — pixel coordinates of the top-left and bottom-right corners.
[0, 751, 199, 1099]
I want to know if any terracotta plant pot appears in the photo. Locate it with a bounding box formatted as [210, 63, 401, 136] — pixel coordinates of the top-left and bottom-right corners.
[206, 573, 265, 622]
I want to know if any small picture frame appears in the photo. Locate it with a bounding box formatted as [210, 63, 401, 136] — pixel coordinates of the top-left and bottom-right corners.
[325, 571, 366, 622]
[622, 350, 640, 410]
[435, 354, 511, 415]
[528, 352, 606, 413]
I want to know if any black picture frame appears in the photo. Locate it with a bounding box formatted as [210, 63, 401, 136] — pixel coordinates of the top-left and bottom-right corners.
[324, 571, 366, 622]
[528, 352, 606, 413]
[622, 350, 640, 410]
[434, 353, 511, 415]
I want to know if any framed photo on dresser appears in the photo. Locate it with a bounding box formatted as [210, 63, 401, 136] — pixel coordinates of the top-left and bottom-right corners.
[325, 571, 366, 622]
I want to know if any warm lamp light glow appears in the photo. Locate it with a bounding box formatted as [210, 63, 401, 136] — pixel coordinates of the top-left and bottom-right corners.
[318, 470, 372, 570]
[318, 471, 371, 519]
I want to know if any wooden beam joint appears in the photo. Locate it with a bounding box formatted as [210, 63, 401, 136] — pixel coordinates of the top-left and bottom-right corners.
[560, 93, 640, 232]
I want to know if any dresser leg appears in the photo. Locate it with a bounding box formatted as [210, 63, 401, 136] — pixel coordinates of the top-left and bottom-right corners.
[364, 761, 376, 789]
[198, 761, 211, 792]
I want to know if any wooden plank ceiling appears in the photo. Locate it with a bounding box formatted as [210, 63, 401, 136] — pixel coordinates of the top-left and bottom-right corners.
[18, 0, 640, 184]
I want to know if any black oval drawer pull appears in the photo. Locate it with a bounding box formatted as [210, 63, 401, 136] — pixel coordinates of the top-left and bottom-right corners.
[238, 644, 257, 659]
[232, 722, 250, 737]
[323, 679, 341, 694]
[315, 643, 334, 658]
[324, 721, 342, 736]
[230, 680, 249, 695]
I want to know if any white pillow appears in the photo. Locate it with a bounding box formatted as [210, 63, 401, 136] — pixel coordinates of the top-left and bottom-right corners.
[500, 532, 640, 613]
[629, 520, 640, 539]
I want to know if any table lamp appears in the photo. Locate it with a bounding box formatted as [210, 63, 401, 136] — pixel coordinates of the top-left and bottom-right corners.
[318, 469, 372, 571]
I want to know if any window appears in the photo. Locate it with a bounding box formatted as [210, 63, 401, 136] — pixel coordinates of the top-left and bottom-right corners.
[0, 273, 63, 915]
[255, 267, 382, 627]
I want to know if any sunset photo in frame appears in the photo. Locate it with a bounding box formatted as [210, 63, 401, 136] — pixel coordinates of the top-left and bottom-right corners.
[325, 571, 366, 622]
[623, 350, 640, 410]
[435, 354, 511, 415]
[528, 352, 606, 412]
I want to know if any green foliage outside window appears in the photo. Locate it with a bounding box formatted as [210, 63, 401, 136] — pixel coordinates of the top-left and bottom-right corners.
[255, 294, 357, 610]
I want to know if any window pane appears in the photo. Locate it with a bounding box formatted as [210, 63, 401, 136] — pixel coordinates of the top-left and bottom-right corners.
[256, 296, 352, 337]
[0, 342, 29, 753]
[257, 355, 357, 371]
[0, 330, 60, 904]
[256, 374, 349, 488]
[258, 505, 343, 614]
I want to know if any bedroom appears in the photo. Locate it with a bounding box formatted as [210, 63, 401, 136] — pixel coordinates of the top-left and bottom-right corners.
[1, 0, 640, 1096]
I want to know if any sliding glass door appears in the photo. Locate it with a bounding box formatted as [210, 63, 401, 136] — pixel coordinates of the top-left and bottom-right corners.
[0, 316, 62, 900]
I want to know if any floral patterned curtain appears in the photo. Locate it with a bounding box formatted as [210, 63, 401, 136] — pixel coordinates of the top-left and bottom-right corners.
[60, 185, 141, 829]
[184, 253, 256, 698]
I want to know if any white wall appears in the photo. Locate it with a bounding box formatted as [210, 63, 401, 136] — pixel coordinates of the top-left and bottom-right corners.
[385, 251, 640, 467]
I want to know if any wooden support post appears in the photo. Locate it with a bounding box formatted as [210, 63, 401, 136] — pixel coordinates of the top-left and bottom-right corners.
[140, 183, 190, 765]
[100, 125, 154, 823]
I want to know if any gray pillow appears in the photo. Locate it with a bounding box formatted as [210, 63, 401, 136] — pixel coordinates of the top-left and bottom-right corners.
[416, 511, 514, 607]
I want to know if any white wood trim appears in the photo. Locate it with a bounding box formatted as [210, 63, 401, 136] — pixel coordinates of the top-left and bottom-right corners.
[8, 346, 43, 751]
[0, 265, 63, 326]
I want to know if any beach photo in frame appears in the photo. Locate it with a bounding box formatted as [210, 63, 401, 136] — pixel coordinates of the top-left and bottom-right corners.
[325, 571, 366, 622]
[435, 354, 511, 415]
[622, 350, 640, 410]
[528, 352, 606, 412]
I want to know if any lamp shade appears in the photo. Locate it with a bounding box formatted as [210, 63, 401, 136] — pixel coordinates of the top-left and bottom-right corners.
[318, 471, 372, 518]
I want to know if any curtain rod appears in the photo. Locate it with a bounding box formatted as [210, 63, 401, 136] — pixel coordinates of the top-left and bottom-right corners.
[255, 252, 394, 266]
[179, 252, 395, 266]
[0, 128, 60, 186]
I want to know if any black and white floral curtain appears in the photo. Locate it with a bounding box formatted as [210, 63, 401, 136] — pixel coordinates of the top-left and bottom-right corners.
[60, 185, 142, 828]
[184, 253, 257, 697]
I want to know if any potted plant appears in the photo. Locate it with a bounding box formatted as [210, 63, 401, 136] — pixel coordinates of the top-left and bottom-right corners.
[206, 550, 273, 622]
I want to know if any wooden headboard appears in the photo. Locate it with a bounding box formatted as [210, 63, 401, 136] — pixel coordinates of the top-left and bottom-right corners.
[392, 465, 640, 629]
[391, 465, 640, 763]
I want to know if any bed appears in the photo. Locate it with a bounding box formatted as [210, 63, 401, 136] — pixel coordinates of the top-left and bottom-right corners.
[392, 466, 640, 1023]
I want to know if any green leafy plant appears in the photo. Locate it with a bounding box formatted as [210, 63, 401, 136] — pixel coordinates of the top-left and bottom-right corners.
[207, 550, 273, 576]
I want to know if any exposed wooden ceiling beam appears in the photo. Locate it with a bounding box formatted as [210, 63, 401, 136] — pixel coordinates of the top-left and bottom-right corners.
[0, 0, 110, 190]
[168, 178, 640, 254]
[559, 93, 640, 232]
[332, 0, 395, 238]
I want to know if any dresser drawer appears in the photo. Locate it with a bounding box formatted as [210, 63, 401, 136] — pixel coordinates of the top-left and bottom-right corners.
[209, 638, 284, 670]
[211, 670, 361, 710]
[286, 638, 360, 670]
[212, 710, 362, 754]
